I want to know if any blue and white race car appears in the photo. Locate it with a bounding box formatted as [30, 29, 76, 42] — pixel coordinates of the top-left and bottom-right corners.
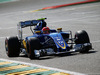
[5, 18, 92, 59]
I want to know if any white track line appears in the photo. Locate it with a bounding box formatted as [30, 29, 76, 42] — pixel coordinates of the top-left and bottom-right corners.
[0, 58, 86, 75]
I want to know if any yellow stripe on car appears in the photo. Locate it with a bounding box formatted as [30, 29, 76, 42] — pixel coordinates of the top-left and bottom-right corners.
[56, 40, 66, 49]
[22, 40, 26, 49]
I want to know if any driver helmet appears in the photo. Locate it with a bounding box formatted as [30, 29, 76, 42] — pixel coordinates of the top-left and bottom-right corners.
[34, 21, 46, 30]
[42, 27, 50, 34]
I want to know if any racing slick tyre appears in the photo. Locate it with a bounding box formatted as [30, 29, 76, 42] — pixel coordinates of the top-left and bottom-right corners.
[74, 30, 92, 53]
[27, 37, 40, 59]
[5, 36, 21, 57]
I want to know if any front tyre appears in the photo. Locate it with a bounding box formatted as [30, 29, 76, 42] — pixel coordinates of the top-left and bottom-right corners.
[74, 30, 92, 53]
[5, 36, 21, 57]
[27, 38, 40, 59]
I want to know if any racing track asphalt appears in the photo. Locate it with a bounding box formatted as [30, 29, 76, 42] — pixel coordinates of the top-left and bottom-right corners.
[0, 0, 100, 75]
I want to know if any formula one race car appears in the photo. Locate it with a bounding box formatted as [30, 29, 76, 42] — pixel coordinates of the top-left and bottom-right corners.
[5, 18, 92, 59]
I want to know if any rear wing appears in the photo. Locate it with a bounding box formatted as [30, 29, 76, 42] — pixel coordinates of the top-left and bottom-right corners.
[20, 20, 42, 28]
[18, 18, 47, 28]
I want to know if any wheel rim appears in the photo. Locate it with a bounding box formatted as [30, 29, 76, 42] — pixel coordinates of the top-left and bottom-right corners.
[5, 39, 9, 55]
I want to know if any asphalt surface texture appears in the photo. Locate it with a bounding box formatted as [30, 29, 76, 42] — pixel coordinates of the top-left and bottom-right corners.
[0, 0, 100, 75]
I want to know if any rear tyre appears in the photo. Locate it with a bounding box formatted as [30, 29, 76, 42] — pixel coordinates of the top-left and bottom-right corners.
[27, 37, 40, 59]
[74, 30, 91, 53]
[5, 36, 21, 57]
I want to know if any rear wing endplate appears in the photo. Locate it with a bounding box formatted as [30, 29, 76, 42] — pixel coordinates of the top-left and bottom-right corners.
[19, 18, 47, 28]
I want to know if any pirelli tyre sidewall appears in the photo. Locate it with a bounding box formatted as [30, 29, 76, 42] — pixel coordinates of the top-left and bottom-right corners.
[74, 30, 91, 53]
[26, 37, 40, 59]
[5, 36, 21, 57]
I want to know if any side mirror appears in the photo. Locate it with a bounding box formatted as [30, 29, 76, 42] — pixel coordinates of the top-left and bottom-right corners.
[57, 28, 62, 33]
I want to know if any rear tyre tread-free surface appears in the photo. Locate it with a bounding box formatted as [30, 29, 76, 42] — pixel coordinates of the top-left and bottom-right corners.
[5, 36, 21, 57]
